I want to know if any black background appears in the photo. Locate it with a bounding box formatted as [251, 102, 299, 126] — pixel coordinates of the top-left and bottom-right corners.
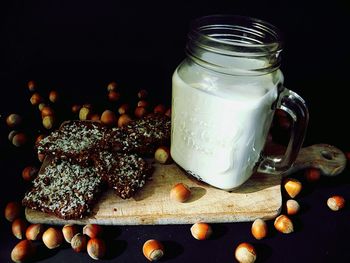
[1, 0, 349, 262]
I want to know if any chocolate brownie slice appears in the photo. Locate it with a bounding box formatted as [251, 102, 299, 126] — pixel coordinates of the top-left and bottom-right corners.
[94, 151, 152, 199]
[37, 120, 108, 165]
[22, 158, 104, 220]
[106, 114, 171, 156]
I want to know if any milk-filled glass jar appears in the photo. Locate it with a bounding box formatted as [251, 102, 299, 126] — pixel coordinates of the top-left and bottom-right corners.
[171, 15, 308, 190]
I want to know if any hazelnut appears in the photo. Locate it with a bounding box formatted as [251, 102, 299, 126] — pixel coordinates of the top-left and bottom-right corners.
[12, 133, 27, 147]
[165, 108, 171, 118]
[83, 224, 103, 238]
[235, 242, 257, 263]
[305, 168, 321, 182]
[71, 233, 87, 252]
[11, 240, 36, 263]
[154, 146, 172, 164]
[42, 227, 64, 249]
[42, 115, 55, 129]
[283, 178, 302, 198]
[27, 80, 37, 92]
[137, 89, 148, 99]
[134, 106, 147, 118]
[251, 218, 267, 240]
[170, 183, 191, 203]
[41, 106, 55, 118]
[38, 103, 47, 111]
[285, 199, 300, 215]
[30, 93, 43, 105]
[327, 195, 345, 211]
[274, 214, 294, 234]
[87, 238, 106, 260]
[26, 224, 45, 241]
[108, 91, 121, 102]
[142, 239, 164, 261]
[5, 201, 22, 222]
[107, 81, 117, 92]
[154, 104, 166, 114]
[49, 90, 59, 103]
[12, 218, 28, 239]
[62, 224, 79, 243]
[137, 100, 149, 108]
[6, 114, 22, 128]
[22, 166, 38, 181]
[90, 113, 101, 122]
[71, 104, 82, 114]
[118, 114, 132, 127]
[101, 110, 117, 126]
[190, 222, 212, 240]
[79, 106, 91, 120]
[8, 130, 19, 142]
[118, 103, 130, 115]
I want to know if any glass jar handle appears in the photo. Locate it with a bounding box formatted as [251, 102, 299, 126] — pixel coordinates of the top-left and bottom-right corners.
[258, 88, 309, 174]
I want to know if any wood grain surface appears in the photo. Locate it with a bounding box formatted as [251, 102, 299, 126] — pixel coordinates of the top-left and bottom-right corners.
[25, 144, 346, 225]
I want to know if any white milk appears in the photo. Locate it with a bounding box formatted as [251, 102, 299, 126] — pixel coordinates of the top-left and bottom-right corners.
[171, 63, 282, 190]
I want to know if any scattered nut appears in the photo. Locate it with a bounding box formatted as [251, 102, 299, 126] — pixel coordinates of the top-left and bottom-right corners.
[137, 100, 149, 108]
[283, 178, 302, 198]
[42, 115, 55, 129]
[6, 114, 22, 128]
[118, 103, 130, 115]
[71, 104, 82, 114]
[42, 227, 64, 249]
[251, 218, 267, 240]
[12, 133, 28, 147]
[107, 81, 118, 92]
[30, 93, 43, 105]
[154, 146, 172, 164]
[62, 224, 79, 243]
[117, 114, 132, 127]
[190, 222, 212, 240]
[49, 90, 59, 103]
[35, 134, 46, 145]
[134, 106, 147, 118]
[22, 166, 38, 181]
[154, 104, 166, 114]
[170, 183, 191, 203]
[26, 224, 45, 241]
[79, 106, 91, 120]
[286, 199, 300, 215]
[11, 240, 36, 263]
[235, 242, 257, 263]
[101, 110, 117, 126]
[27, 80, 37, 92]
[165, 108, 171, 118]
[142, 239, 164, 261]
[8, 130, 19, 142]
[137, 89, 148, 99]
[12, 218, 28, 239]
[90, 113, 101, 122]
[274, 214, 294, 234]
[38, 103, 47, 111]
[71, 233, 87, 252]
[41, 106, 55, 118]
[327, 195, 345, 211]
[305, 168, 321, 183]
[87, 238, 106, 260]
[5, 202, 22, 222]
[108, 91, 121, 102]
[83, 224, 103, 238]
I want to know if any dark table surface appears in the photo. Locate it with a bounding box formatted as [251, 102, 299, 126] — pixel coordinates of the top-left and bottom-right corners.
[1, 1, 350, 262]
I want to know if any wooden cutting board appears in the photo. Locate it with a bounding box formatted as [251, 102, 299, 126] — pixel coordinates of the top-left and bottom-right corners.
[25, 144, 346, 225]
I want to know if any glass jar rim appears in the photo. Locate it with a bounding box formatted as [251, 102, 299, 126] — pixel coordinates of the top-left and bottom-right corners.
[189, 14, 283, 51]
